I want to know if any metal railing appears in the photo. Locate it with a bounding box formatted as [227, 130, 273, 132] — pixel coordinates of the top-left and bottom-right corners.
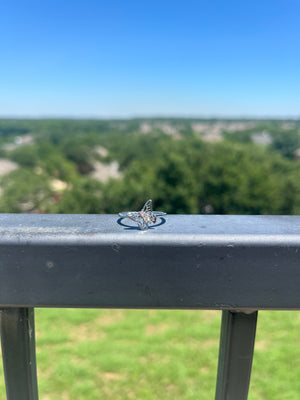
[0, 213, 300, 400]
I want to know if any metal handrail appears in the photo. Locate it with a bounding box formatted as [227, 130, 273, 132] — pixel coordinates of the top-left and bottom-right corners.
[0, 214, 299, 400]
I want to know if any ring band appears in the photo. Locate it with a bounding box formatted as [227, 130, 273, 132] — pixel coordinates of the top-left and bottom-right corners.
[119, 211, 166, 218]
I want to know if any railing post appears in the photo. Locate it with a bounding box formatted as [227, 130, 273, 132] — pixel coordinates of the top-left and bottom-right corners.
[0, 308, 39, 400]
[215, 310, 258, 400]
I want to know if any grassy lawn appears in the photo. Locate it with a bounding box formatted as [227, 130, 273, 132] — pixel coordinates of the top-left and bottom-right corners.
[0, 309, 299, 399]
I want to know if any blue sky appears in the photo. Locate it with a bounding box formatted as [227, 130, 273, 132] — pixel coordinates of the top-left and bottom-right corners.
[0, 0, 299, 118]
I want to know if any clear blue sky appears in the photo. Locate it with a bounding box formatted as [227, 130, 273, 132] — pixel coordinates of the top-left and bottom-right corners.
[0, 0, 299, 118]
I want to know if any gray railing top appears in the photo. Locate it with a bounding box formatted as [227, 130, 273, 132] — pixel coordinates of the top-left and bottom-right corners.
[0, 214, 299, 310]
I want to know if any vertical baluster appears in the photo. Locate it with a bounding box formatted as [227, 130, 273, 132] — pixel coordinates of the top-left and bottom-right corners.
[215, 310, 258, 400]
[1, 308, 39, 400]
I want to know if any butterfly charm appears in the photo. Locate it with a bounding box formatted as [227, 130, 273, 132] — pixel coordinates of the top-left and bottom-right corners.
[119, 199, 166, 230]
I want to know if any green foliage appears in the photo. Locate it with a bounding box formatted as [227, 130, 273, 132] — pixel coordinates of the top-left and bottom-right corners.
[152, 143, 199, 213]
[196, 142, 299, 214]
[0, 169, 50, 212]
[101, 160, 157, 213]
[270, 129, 300, 159]
[37, 144, 78, 181]
[61, 141, 91, 173]
[0, 119, 30, 137]
[106, 131, 168, 169]
[10, 145, 39, 167]
[101, 137, 300, 216]
[0, 118, 300, 215]
[223, 129, 253, 143]
[50, 178, 103, 214]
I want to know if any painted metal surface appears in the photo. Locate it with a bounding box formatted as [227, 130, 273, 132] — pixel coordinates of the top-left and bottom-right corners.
[215, 311, 258, 400]
[0, 308, 39, 400]
[0, 214, 299, 309]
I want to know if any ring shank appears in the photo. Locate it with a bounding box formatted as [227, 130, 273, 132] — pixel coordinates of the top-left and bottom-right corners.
[119, 211, 166, 218]
[119, 212, 130, 217]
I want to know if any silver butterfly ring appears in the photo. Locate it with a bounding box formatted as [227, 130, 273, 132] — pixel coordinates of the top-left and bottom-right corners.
[119, 199, 167, 230]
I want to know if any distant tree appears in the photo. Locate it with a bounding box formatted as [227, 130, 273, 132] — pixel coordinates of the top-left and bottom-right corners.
[223, 130, 253, 143]
[101, 160, 157, 213]
[0, 169, 50, 212]
[61, 140, 93, 174]
[153, 150, 198, 213]
[51, 178, 102, 214]
[101, 138, 300, 216]
[197, 142, 300, 214]
[1, 118, 300, 217]
[10, 145, 38, 168]
[270, 130, 300, 159]
[37, 144, 77, 181]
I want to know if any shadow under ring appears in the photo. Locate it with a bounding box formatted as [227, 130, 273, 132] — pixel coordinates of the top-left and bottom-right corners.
[117, 216, 167, 230]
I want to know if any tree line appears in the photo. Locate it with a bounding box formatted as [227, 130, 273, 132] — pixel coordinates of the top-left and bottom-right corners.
[0, 119, 299, 215]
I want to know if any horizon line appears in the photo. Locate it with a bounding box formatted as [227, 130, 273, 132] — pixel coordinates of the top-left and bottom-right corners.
[0, 113, 300, 121]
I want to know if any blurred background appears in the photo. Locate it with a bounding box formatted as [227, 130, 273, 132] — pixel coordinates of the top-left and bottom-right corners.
[0, 1, 300, 399]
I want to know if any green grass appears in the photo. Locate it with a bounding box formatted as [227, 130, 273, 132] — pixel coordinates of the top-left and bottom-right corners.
[0, 309, 299, 399]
